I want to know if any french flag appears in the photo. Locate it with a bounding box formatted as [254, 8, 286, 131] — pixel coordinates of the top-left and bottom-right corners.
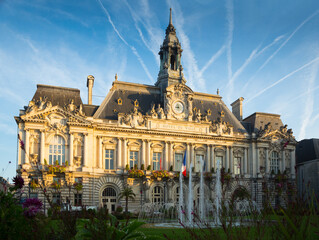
[182, 151, 187, 177]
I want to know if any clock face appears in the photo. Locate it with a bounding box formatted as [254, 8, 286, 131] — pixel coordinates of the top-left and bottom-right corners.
[173, 101, 184, 114]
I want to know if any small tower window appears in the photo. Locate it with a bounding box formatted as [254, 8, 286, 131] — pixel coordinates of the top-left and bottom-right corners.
[117, 98, 122, 105]
[134, 99, 139, 107]
[170, 55, 175, 70]
[207, 109, 211, 116]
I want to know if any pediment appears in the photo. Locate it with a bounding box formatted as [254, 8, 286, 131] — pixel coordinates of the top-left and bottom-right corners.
[22, 106, 90, 125]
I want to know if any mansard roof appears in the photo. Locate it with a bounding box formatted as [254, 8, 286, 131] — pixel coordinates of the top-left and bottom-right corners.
[93, 80, 247, 133]
[242, 112, 283, 134]
[93, 81, 161, 120]
[31, 84, 83, 108]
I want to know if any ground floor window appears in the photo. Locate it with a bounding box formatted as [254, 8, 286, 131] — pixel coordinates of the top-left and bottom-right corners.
[30, 192, 38, 199]
[101, 187, 117, 213]
[152, 186, 163, 204]
[52, 193, 61, 205]
[74, 193, 82, 206]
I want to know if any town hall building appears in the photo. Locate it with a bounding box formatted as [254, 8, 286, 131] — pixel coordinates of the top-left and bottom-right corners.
[15, 10, 296, 213]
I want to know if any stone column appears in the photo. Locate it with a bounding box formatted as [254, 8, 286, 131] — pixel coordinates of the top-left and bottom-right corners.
[244, 147, 248, 174]
[265, 148, 269, 174]
[207, 145, 211, 172]
[290, 149, 295, 177]
[140, 140, 145, 168]
[117, 138, 122, 169]
[69, 133, 73, 166]
[256, 146, 260, 175]
[229, 146, 233, 173]
[169, 142, 173, 170]
[99, 137, 103, 169]
[225, 146, 229, 170]
[25, 129, 29, 164]
[164, 142, 168, 170]
[282, 150, 285, 173]
[123, 138, 128, 168]
[211, 145, 215, 170]
[191, 144, 195, 169]
[252, 142, 256, 177]
[83, 134, 88, 167]
[187, 143, 190, 168]
[40, 130, 45, 165]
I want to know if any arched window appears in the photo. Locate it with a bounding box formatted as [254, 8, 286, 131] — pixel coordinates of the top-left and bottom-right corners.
[49, 135, 65, 165]
[170, 55, 175, 70]
[270, 151, 279, 174]
[101, 187, 117, 212]
[152, 186, 164, 204]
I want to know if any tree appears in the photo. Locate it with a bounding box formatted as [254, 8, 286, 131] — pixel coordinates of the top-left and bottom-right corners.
[118, 186, 136, 214]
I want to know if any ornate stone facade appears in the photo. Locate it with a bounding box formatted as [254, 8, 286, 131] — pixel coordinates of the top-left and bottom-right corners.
[15, 10, 296, 213]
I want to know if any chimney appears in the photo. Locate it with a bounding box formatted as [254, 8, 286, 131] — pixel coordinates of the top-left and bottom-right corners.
[231, 97, 244, 121]
[87, 75, 94, 105]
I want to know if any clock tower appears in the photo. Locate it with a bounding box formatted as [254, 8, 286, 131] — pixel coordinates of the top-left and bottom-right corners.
[155, 8, 186, 94]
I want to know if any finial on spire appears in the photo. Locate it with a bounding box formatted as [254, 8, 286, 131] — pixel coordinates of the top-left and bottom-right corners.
[115, 73, 118, 81]
[169, 8, 172, 25]
[217, 88, 220, 95]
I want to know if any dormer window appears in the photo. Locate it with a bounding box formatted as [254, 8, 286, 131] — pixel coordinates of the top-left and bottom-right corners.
[207, 109, 211, 116]
[117, 98, 122, 105]
[134, 99, 139, 107]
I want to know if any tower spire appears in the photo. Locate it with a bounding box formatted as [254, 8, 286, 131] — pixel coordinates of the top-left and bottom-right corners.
[155, 9, 185, 90]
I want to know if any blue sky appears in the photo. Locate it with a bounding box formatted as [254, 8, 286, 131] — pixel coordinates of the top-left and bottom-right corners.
[0, 0, 318, 181]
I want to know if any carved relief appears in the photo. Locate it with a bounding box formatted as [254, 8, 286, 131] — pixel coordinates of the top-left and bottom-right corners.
[65, 99, 85, 117]
[258, 122, 296, 143]
[259, 148, 266, 167]
[120, 107, 145, 128]
[45, 113, 68, 133]
[210, 120, 233, 136]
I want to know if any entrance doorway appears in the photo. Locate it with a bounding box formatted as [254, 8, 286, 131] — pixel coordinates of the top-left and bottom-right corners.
[101, 187, 117, 213]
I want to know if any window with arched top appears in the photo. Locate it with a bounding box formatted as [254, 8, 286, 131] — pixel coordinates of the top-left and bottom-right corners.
[270, 151, 279, 174]
[101, 187, 117, 212]
[170, 55, 175, 70]
[152, 186, 164, 204]
[49, 135, 65, 165]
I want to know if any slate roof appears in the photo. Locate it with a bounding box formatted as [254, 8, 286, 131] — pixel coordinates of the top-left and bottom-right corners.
[94, 84, 161, 120]
[31, 84, 83, 108]
[242, 112, 283, 134]
[192, 98, 247, 133]
[296, 139, 319, 164]
[94, 81, 247, 133]
[83, 104, 99, 117]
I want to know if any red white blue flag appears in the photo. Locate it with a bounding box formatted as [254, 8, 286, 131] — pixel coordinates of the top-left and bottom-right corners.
[182, 151, 187, 177]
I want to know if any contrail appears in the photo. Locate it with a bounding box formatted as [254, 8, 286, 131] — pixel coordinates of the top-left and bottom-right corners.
[96, 0, 153, 82]
[123, 0, 160, 66]
[246, 57, 319, 104]
[242, 35, 285, 90]
[299, 61, 318, 140]
[200, 45, 226, 75]
[166, 0, 205, 91]
[225, 0, 234, 82]
[257, 9, 319, 73]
